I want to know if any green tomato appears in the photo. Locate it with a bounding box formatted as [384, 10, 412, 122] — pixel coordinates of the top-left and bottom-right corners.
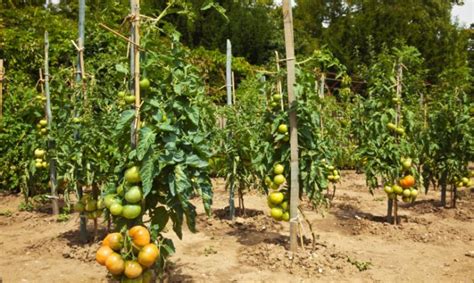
[280, 201, 288, 211]
[85, 200, 97, 212]
[270, 207, 283, 221]
[273, 164, 284, 175]
[402, 158, 412, 170]
[34, 148, 46, 158]
[392, 185, 403, 195]
[272, 94, 282, 101]
[386, 123, 397, 131]
[109, 203, 123, 216]
[461, 177, 469, 186]
[268, 192, 284, 205]
[139, 78, 151, 90]
[384, 186, 393, 194]
[122, 204, 142, 219]
[97, 198, 105, 210]
[118, 91, 126, 98]
[264, 176, 272, 186]
[117, 185, 125, 197]
[402, 189, 411, 197]
[124, 95, 136, 104]
[39, 119, 48, 127]
[281, 211, 290, 222]
[410, 189, 418, 197]
[125, 166, 141, 184]
[395, 127, 405, 135]
[278, 124, 288, 134]
[273, 174, 286, 185]
[104, 194, 119, 209]
[125, 186, 143, 204]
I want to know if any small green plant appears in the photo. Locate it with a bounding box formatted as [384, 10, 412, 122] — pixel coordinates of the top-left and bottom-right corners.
[347, 257, 372, 271]
[57, 212, 70, 222]
[18, 201, 34, 212]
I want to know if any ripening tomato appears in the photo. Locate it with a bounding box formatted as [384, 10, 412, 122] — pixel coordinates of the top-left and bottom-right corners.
[105, 253, 125, 275]
[400, 175, 415, 188]
[124, 260, 143, 279]
[129, 226, 150, 247]
[102, 232, 123, 251]
[96, 246, 114, 266]
[138, 243, 160, 267]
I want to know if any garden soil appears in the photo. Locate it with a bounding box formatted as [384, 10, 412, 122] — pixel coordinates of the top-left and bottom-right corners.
[1, 171, 473, 283]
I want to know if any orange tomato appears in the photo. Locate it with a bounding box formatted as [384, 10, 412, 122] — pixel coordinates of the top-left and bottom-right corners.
[138, 243, 160, 267]
[400, 175, 415, 188]
[102, 232, 123, 251]
[96, 245, 114, 266]
[105, 253, 125, 275]
[129, 226, 150, 247]
[124, 260, 143, 279]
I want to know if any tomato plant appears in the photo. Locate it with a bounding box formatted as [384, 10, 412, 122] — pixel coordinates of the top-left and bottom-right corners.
[352, 46, 425, 223]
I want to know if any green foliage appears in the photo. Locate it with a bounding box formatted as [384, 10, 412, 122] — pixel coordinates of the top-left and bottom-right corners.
[421, 66, 473, 190]
[353, 46, 425, 190]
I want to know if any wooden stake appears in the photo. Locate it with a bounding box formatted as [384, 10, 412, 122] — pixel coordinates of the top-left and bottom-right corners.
[393, 63, 403, 225]
[282, 0, 300, 253]
[232, 71, 236, 105]
[226, 39, 235, 220]
[76, 0, 88, 243]
[0, 59, 4, 118]
[274, 51, 284, 111]
[131, 0, 141, 146]
[44, 31, 59, 216]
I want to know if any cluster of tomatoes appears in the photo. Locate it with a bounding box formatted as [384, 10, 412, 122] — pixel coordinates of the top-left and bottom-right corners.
[386, 122, 405, 136]
[265, 164, 290, 222]
[74, 193, 104, 220]
[103, 166, 143, 220]
[36, 118, 48, 136]
[117, 78, 150, 106]
[383, 157, 418, 203]
[33, 148, 48, 170]
[455, 171, 474, 188]
[269, 93, 282, 109]
[96, 225, 159, 282]
[323, 160, 341, 184]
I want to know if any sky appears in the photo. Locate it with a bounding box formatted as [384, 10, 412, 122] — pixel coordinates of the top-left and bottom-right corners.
[274, 0, 473, 27]
[451, 0, 474, 27]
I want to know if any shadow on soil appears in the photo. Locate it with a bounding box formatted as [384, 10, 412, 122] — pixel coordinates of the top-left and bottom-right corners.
[60, 225, 108, 247]
[165, 261, 195, 283]
[213, 206, 264, 220]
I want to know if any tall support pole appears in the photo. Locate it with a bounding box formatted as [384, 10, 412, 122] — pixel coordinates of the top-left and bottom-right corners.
[131, 0, 141, 147]
[0, 59, 4, 119]
[44, 31, 59, 215]
[282, 0, 300, 253]
[275, 51, 284, 111]
[393, 63, 403, 225]
[75, 0, 88, 243]
[226, 39, 232, 106]
[226, 39, 235, 220]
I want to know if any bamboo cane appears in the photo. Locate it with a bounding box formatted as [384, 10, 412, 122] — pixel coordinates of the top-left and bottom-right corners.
[282, 0, 300, 253]
[75, 0, 88, 243]
[44, 31, 59, 215]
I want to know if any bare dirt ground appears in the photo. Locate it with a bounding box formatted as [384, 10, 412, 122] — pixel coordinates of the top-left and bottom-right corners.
[1, 171, 473, 283]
